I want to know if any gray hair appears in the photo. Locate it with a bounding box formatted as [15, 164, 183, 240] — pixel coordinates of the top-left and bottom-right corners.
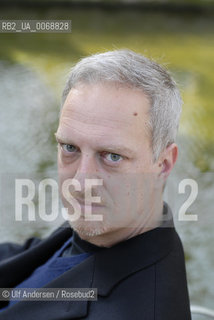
[61, 49, 182, 162]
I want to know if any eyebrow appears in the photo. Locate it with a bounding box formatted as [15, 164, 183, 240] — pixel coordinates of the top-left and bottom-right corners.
[55, 133, 136, 156]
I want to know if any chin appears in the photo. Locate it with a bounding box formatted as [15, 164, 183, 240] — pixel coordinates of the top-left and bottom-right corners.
[68, 219, 109, 239]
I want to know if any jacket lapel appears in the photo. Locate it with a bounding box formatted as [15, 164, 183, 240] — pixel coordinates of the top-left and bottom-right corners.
[0, 223, 72, 288]
[93, 226, 176, 296]
[0, 255, 95, 319]
[0, 223, 96, 319]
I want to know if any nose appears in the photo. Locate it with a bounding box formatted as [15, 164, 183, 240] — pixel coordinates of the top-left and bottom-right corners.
[73, 152, 100, 190]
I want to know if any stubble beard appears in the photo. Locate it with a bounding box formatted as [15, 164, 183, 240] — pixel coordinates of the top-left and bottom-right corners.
[68, 218, 109, 238]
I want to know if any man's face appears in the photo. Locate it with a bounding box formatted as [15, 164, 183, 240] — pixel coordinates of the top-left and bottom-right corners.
[56, 83, 163, 245]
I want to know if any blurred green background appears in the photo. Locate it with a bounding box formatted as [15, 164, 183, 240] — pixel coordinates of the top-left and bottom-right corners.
[0, 0, 213, 311]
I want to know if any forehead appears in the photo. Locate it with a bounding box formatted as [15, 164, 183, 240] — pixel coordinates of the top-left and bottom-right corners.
[58, 83, 151, 147]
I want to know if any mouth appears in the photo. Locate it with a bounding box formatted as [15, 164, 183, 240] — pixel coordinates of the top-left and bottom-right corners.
[77, 200, 105, 222]
[79, 203, 105, 213]
[76, 198, 104, 208]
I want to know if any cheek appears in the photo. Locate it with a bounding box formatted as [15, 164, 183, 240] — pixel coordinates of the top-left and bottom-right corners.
[57, 151, 64, 169]
[57, 150, 70, 168]
[108, 174, 147, 206]
[58, 163, 77, 193]
[106, 175, 134, 208]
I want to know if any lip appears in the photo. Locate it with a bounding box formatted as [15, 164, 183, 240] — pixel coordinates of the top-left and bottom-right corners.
[76, 198, 104, 208]
[78, 202, 105, 216]
[79, 203, 104, 209]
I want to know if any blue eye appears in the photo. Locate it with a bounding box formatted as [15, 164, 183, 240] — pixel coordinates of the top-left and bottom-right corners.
[105, 153, 122, 162]
[61, 144, 77, 153]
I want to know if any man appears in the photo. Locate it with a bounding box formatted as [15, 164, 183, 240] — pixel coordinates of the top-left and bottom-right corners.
[0, 50, 191, 319]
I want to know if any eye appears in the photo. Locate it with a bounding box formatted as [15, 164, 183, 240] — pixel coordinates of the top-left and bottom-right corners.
[61, 144, 78, 153]
[104, 153, 123, 163]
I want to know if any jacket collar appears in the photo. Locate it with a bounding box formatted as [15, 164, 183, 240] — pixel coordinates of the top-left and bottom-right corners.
[93, 204, 175, 296]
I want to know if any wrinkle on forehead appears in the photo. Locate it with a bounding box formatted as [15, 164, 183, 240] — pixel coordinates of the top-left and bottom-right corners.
[59, 117, 112, 139]
[61, 108, 131, 128]
[60, 83, 151, 141]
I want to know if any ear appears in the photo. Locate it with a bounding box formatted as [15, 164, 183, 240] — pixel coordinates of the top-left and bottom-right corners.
[158, 143, 178, 180]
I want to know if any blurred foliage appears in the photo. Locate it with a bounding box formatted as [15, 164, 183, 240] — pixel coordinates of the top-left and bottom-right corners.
[1, 0, 214, 4]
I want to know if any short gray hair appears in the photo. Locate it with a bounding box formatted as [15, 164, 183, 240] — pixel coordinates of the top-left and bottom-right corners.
[61, 49, 182, 162]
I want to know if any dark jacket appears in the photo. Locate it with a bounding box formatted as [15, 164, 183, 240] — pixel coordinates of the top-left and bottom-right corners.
[0, 205, 191, 320]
